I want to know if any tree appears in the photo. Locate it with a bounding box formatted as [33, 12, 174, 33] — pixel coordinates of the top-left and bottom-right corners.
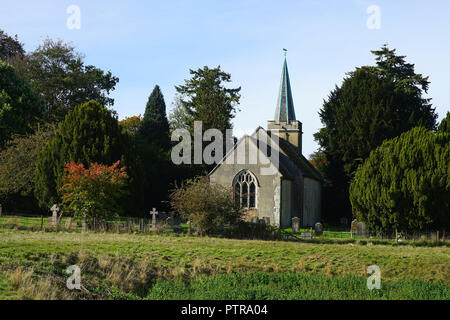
[314, 45, 438, 223]
[60, 161, 128, 221]
[0, 61, 44, 148]
[119, 115, 142, 135]
[0, 29, 24, 61]
[0, 124, 56, 212]
[10, 38, 118, 122]
[139, 85, 171, 150]
[438, 112, 450, 134]
[0, 124, 56, 196]
[174, 66, 241, 133]
[350, 127, 449, 231]
[34, 101, 143, 212]
[135, 86, 175, 212]
[169, 94, 194, 131]
[169, 176, 243, 236]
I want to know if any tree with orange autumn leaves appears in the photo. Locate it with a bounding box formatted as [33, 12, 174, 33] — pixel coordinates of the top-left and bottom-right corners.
[59, 161, 128, 221]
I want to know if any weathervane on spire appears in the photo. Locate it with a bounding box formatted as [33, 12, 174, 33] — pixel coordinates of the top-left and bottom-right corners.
[283, 48, 288, 57]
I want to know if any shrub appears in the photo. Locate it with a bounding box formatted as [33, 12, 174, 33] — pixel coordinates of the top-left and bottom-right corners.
[59, 161, 128, 221]
[350, 127, 449, 231]
[169, 177, 242, 236]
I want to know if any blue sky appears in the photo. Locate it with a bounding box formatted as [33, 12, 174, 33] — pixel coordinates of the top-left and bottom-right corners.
[1, 0, 449, 156]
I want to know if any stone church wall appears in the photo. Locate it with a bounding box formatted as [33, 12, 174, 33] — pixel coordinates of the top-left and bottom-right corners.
[209, 137, 282, 226]
[302, 177, 322, 227]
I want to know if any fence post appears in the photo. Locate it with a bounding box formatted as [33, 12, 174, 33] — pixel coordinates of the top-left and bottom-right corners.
[41, 215, 43, 231]
[437, 230, 439, 243]
[0, 204, 2, 217]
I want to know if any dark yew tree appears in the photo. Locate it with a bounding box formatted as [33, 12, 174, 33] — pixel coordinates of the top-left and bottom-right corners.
[438, 112, 450, 134]
[350, 127, 449, 231]
[34, 101, 145, 214]
[314, 45, 438, 223]
[139, 85, 171, 150]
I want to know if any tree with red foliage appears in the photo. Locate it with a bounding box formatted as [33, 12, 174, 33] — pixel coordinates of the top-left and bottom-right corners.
[59, 161, 128, 221]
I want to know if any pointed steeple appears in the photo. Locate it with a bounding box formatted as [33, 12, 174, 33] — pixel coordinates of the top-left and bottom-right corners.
[274, 55, 296, 122]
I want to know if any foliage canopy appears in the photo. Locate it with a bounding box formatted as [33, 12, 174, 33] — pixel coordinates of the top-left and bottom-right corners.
[350, 127, 449, 231]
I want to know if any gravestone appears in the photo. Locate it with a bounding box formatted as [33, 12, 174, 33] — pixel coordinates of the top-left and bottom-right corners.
[351, 219, 359, 234]
[301, 231, 313, 239]
[50, 204, 59, 227]
[356, 221, 367, 238]
[314, 222, 323, 236]
[149, 208, 158, 231]
[165, 216, 174, 227]
[292, 217, 300, 233]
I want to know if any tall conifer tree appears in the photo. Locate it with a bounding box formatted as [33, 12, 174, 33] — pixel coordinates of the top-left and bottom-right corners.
[139, 85, 170, 150]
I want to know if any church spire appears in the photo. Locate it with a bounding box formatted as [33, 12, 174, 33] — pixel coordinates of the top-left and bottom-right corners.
[274, 52, 296, 123]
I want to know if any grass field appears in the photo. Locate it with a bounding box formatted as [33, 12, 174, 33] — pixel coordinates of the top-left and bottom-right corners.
[0, 226, 449, 300]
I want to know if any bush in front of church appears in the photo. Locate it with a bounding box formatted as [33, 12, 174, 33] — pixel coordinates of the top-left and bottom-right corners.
[349, 126, 449, 232]
[169, 176, 243, 236]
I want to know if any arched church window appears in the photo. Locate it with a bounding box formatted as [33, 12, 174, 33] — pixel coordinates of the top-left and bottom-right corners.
[233, 170, 258, 209]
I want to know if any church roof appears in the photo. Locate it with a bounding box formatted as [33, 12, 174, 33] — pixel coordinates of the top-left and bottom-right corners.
[274, 57, 296, 122]
[208, 127, 322, 182]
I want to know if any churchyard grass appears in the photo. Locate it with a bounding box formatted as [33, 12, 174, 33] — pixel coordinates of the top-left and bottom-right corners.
[0, 229, 448, 300]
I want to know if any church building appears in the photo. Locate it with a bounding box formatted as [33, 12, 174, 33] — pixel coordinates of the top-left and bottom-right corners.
[209, 56, 322, 228]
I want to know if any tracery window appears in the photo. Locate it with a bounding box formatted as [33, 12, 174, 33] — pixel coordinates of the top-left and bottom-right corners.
[233, 170, 258, 209]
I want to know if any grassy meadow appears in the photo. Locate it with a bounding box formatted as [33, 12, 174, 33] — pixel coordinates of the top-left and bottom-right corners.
[0, 221, 449, 300]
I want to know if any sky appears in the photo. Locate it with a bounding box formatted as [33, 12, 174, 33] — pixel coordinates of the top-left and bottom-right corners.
[1, 0, 449, 156]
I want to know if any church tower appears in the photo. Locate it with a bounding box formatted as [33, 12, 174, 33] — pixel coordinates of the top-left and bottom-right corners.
[267, 53, 303, 155]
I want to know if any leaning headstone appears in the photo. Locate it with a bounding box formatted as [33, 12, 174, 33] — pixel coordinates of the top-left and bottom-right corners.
[314, 222, 323, 236]
[50, 204, 59, 227]
[292, 217, 300, 233]
[165, 216, 174, 228]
